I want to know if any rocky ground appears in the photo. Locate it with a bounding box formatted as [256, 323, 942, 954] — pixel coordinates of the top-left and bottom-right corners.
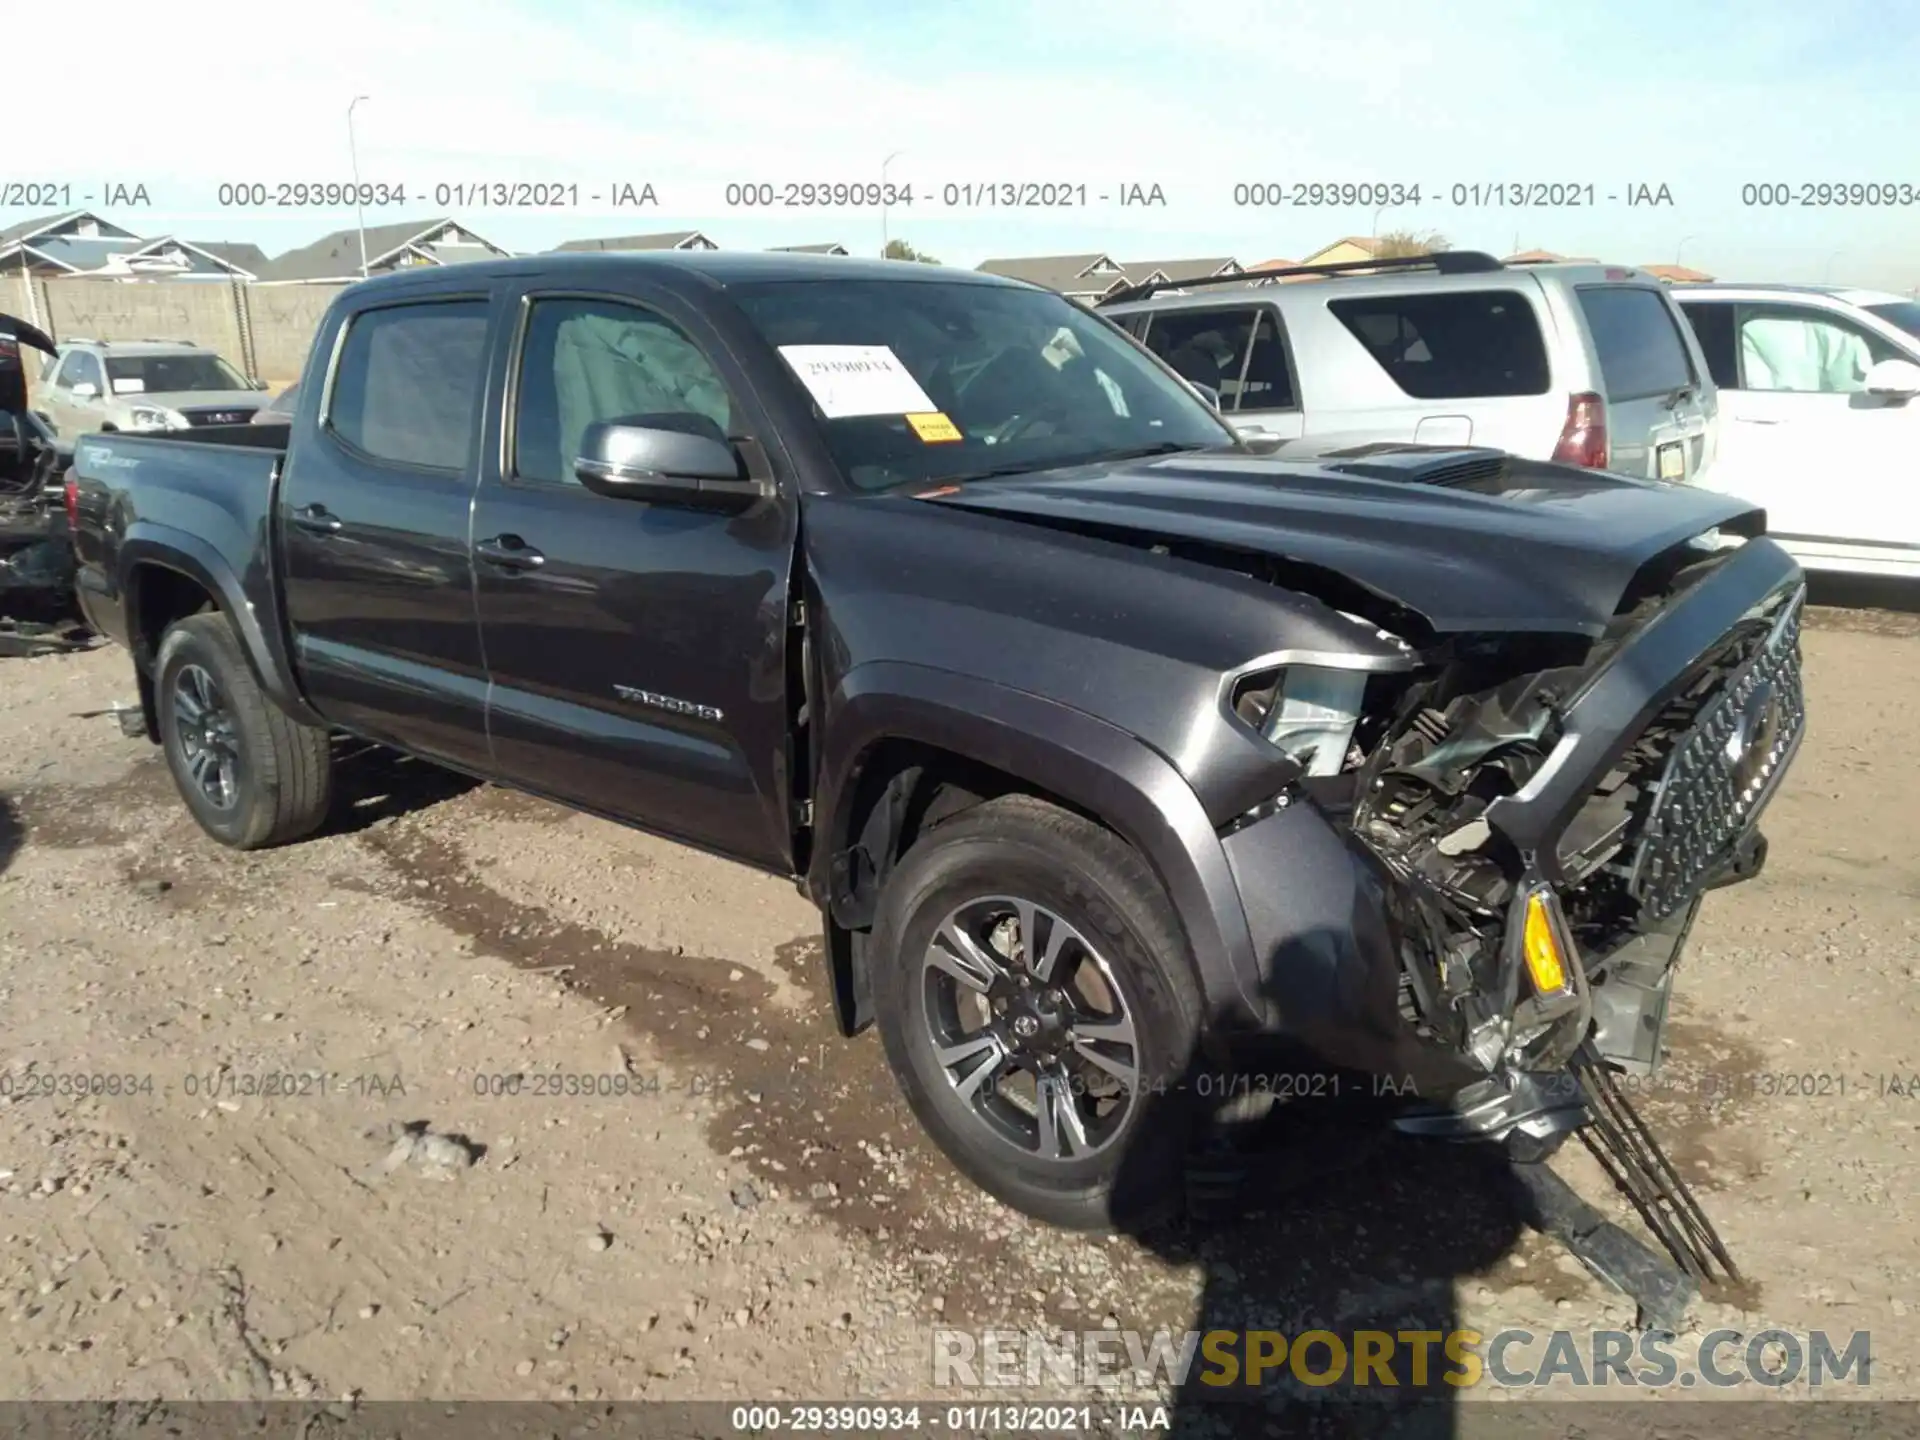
[0, 602, 1915, 1433]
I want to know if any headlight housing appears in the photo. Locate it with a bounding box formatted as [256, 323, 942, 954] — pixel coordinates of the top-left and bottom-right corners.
[1231, 664, 1370, 776]
[124, 406, 189, 432]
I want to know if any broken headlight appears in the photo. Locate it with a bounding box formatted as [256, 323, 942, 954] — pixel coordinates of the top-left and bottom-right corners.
[1232, 665, 1369, 777]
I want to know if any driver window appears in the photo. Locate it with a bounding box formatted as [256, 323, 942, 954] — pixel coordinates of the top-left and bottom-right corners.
[1138, 308, 1257, 403]
[1738, 306, 1898, 393]
[52, 352, 90, 390]
[513, 297, 734, 486]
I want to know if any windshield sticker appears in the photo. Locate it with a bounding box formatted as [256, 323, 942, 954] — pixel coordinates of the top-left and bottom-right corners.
[777, 344, 937, 418]
[905, 411, 962, 444]
[111, 378, 145, 394]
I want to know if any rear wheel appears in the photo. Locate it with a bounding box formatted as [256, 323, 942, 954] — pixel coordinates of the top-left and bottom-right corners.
[870, 795, 1204, 1231]
[154, 612, 333, 849]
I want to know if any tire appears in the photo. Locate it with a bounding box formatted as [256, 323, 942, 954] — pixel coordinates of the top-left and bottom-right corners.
[870, 794, 1205, 1232]
[153, 611, 334, 849]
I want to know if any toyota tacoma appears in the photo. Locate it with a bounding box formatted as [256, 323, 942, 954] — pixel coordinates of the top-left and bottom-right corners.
[66, 253, 1806, 1231]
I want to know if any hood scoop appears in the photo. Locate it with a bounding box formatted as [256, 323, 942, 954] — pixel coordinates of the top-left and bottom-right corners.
[1315, 443, 1512, 491]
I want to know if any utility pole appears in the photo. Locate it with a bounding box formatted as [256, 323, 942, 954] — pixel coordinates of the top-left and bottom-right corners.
[881, 151, 905, 258]
[348, 96, 371, 279]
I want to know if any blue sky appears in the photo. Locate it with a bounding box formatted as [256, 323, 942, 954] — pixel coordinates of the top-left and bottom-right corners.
[9, 0, 1919, 290]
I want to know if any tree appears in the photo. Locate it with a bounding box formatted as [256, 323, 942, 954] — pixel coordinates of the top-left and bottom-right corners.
[883, 238, 940, 264]
[1374, 228, 1451, 259]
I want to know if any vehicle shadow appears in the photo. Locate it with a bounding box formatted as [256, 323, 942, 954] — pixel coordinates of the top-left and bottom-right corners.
[1111, 1037, 1525, 1435]
[320, 736, 481, 835]
[0, 792, 18, 879]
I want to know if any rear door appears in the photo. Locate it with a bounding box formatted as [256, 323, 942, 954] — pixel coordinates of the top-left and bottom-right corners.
[1134, 303, 1305, 440]
[1679, 296, 1919, 569]
[277, 289, 500, 771]
[1574, 284, 1712, 482]
[470, 281, 801, 870]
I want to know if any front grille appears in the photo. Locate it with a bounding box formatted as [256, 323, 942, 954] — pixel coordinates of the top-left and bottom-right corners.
[180, 408, 257, 427]
[1623, 595, 1806, 920]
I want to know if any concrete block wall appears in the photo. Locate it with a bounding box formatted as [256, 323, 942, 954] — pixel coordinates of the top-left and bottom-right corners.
[0, 275, 348, 391]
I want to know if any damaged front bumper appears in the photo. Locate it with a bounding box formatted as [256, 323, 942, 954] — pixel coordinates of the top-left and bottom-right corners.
[1219, 535, 1808, 1140]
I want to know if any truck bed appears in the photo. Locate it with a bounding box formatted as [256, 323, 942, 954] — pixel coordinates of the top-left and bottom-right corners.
[68, 428, 286, 656]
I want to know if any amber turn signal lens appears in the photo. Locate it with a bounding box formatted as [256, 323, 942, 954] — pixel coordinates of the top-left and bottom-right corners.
[1522, 891, 1571, 995]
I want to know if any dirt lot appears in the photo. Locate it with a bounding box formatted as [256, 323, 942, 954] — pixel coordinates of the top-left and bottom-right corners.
[0, 605, 1917, 1428]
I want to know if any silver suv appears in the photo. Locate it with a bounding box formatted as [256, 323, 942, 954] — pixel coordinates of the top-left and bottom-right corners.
[1099, 252, 1720, 486]
[34, 338, 268, 438]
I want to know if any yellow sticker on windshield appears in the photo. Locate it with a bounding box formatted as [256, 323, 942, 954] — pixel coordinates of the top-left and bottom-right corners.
[905, 411, 963, 444]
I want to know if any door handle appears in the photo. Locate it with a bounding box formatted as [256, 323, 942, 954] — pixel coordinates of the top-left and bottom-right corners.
[290, 503, 342, 534]
[1733, 417, 1781, 426]
[475, 534, 546, 570]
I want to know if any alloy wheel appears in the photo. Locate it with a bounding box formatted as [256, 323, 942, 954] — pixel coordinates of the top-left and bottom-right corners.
[171, 662, 242, 810]
[920, 894, 1141, 1161]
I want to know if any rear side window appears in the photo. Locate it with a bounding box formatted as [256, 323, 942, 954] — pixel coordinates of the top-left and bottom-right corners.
[1327, 290, 1549, 399]
[327, 299, 490, 470]
[1577, 286, 1695, 401]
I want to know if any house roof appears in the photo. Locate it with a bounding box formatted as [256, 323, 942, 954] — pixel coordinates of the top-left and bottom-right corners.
[554, 230, 716, 252]
[258, 218, 505, 281]
[770, 242, 849, 255]
[975, 253, 1126, 294]
[16, 235, 147, 271]
[1302, 236, 1384, 262]
[184, 241, 271, 275]
[1640, 263, 1714, 282]
[1118, 257, 1241, 284]
[0, 209, 141, 245]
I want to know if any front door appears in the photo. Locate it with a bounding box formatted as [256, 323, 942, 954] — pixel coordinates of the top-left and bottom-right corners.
[1682, 298, 1920, 569]
[40, 350, 107, 439]
[276, 291, 498, 771]
[471, 285, 800, 870]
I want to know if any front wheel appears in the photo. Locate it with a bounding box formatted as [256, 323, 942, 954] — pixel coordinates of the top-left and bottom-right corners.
[154, 612, 334, 849]
[870, 795, 1204, 1231]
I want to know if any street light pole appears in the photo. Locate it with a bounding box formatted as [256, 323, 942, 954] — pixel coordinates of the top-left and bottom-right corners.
[1675, 234, 1697, 267]
[1823, 249, 1842, 284]
[881, 151, 905, 258]
[348, 96, 371, 279]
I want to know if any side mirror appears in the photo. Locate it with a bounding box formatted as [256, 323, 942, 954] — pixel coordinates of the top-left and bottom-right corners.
[1188, 380, 1222, 410]
[71, 381, 98, 399]
[572, 419, 768, 512]
[1863, 357, 1920, 400]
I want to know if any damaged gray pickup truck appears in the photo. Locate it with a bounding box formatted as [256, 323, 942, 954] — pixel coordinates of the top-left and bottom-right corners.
[66, 254, 1805, 1252]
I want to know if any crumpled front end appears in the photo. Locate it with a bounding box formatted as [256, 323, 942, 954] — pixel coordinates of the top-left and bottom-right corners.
[1224, 530, 1807, 1146]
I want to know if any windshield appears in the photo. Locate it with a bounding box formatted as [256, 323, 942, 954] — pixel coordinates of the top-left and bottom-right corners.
[1865, 301, 1920, 342]
[727, 278, 1236, 492]
[103, 352, 249, 394]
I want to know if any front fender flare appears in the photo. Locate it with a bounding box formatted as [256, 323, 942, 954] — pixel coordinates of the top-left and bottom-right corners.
[814, 660, 1267, 1028]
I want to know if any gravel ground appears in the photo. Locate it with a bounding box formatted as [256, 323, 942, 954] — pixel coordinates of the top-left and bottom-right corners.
[0, 605, 1916, 1430]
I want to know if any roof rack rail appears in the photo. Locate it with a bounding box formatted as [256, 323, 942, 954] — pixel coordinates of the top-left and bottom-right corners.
[1097, 250, 1505, 306]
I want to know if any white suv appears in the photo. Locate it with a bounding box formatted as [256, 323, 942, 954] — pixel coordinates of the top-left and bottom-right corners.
[1672, 283, 1920, 580]
[1099, 252, 1721, 487]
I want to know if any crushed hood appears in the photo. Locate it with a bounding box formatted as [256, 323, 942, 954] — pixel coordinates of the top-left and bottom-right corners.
[919, 446, 1767, 637]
